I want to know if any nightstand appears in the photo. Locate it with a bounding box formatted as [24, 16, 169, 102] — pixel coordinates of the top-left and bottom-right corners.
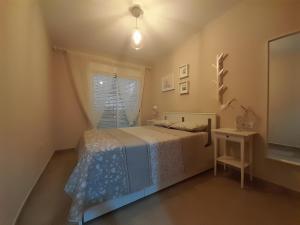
[212, 128, 257, 188]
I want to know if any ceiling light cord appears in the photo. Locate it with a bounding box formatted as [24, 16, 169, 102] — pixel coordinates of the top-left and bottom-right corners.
[135, 17, 138, 29]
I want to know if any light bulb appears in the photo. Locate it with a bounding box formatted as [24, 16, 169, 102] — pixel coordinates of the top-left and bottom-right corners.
[131, 29, 143, 50]
[133, 29, 142, 44]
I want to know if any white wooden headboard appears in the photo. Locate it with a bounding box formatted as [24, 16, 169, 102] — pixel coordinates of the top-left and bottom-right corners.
[162, 112, 217, 130]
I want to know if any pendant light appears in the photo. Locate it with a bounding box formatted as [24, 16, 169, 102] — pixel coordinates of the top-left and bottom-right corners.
[129, 5, 144, 50]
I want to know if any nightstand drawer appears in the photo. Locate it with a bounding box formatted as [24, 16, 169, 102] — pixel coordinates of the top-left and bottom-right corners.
[214, 133, 241, 142]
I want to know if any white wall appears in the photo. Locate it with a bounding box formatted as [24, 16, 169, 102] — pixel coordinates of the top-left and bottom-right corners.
[0, 1, 54, 224]
[52, 52, 89, 150]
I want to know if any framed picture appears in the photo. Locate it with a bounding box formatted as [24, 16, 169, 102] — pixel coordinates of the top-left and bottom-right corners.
[179, 81, 189, 95]
[179, 64, 189, 79]
[161, 74, 175, 92]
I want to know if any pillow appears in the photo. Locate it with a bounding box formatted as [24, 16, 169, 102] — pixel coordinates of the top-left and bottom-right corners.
[170, 121, 207, 132]
[153, 119, 175, 128]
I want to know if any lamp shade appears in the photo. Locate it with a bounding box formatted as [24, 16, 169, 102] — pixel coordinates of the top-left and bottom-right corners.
[131, 29, 143, 50]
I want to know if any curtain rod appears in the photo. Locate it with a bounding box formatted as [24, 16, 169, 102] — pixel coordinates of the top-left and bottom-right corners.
[52, 46, 152, 70]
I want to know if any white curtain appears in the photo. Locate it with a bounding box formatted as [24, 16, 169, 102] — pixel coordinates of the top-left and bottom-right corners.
[118, 77, 141, 126]
[66, 51, 145, 128]
[91, 75, 114, 128]
[66, 52, 94, 127]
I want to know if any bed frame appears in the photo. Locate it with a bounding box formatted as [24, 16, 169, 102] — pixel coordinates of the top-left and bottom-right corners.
[163, 112, 217, 147]
[79, 112, 217, 225]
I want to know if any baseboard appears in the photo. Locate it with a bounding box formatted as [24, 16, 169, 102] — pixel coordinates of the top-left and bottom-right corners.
[55, 147, 76, 152]
[13, 149, 55, 225]
[216, 164, 300, 195]
[253, 174, 300, 195]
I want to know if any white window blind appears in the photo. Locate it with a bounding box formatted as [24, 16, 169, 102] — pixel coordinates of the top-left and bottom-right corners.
[92, 74, 140, 129]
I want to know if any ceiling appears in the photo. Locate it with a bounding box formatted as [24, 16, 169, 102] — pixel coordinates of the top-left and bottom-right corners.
[41, 0, 240, 65]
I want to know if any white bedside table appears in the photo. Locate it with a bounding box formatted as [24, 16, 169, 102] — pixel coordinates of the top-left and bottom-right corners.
[212, 128, 257, 188]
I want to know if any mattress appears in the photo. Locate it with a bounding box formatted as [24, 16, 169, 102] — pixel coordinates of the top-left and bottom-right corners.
[65, 126, 208, 223]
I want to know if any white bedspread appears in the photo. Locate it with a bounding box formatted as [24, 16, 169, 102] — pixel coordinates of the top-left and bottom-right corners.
[65, 126, 207, 223]
[121, 126, 185, 186]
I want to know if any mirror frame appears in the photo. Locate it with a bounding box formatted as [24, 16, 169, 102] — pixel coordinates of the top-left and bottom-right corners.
[266, 30, 300, 153]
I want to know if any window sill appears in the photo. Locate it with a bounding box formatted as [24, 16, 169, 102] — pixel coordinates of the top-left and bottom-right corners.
[267, 148, 300, 167]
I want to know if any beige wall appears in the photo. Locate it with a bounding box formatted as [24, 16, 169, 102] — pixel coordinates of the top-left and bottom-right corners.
[140, 32, 218, 124]
[0, 1, 54, 224]
[141, 0, 300, 191]
[52, 52, 89, 150]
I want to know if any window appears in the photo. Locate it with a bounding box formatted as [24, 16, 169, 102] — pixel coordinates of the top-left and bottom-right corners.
[92, 74, 141, 129]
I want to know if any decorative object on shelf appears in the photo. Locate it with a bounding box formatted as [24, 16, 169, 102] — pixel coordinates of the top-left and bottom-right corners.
[179, 81, 189, 95]
[161, 73, 175, 92]
[220, 98, 246, 111]
[152, 105, 159, 119]
[179, 64, 189, 79]
[129, 4, 144, 50]
[212, 53, 228, 105]
[220, 98, 258, 131]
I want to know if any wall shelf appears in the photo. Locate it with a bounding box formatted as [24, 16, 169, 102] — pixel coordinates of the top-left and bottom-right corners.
[212, 53, 228, 105]
[217, 156, 250, 169]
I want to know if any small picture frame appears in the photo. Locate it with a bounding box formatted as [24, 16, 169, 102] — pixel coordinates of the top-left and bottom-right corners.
[161, 74, 175, 92]
[179, 81, 189, 95]
[179, 64, 189, 79]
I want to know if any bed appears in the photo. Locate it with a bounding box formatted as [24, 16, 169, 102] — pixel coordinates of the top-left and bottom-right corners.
[65, 112, 217, 225]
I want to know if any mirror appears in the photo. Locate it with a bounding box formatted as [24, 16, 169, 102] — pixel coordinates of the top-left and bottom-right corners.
[268, 31, 300, 153]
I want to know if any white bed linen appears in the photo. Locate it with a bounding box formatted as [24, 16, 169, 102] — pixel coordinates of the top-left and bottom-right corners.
[79, 126, 212, 224]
